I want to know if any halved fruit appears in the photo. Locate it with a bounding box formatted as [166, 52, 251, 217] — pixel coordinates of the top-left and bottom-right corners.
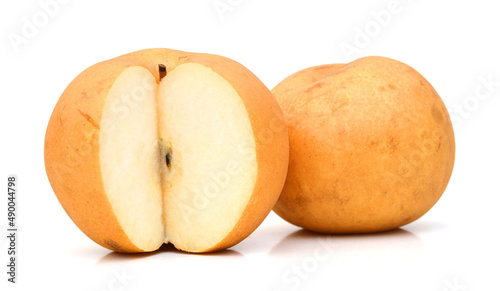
[44, 49, 289, 253]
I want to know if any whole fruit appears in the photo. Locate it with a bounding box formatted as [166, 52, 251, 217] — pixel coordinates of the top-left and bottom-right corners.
[272, 56, 455, 233]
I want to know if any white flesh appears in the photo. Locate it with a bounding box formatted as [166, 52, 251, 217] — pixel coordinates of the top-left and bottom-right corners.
[100, 66, 164, 251]
[100, 64, 257, 252]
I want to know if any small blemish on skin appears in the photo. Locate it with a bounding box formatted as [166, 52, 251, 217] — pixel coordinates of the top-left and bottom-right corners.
[78, 110, 100, 130]
[402, 216, 413, 223]
[305, 82, 323, 93]
[104, 239, 125, 252]
[388, 137, 397, 153]
[83, 127, 97, 143]
[431, 106, 444, 124]
[178, 55, 191, 61]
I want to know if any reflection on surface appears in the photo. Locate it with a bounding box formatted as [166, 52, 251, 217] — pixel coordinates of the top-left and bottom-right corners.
[97, 243, 243, 264]
[269, 228, 427, 258]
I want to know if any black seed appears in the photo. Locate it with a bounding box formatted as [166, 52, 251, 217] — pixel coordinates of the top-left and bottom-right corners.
[165, 152, 172, 167]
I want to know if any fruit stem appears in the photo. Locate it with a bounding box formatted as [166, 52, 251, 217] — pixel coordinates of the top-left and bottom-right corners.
[159, 64, 167, 81]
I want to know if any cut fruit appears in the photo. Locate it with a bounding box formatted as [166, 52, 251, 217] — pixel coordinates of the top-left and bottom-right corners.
[158, 63, 258, 252]
[100, 64, 258, 252]
[100, 66, 163, 252]
[44, 48, 289, 253]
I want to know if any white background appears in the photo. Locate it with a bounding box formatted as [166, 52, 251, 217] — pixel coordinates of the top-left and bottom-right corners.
[1, 1, 499, 290]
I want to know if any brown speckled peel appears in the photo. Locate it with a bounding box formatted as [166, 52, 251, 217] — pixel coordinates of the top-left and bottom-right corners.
[272, 56, 455, 233]
[44, 48, 289, 253]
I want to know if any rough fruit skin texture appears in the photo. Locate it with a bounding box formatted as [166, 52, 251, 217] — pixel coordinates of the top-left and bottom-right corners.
[44, 48, 289, 252]
[272, 56, 455, 233]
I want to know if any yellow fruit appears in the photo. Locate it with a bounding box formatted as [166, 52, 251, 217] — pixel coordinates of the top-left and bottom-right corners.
[44, 48, 289, 252]
[272, 56, 455, 233]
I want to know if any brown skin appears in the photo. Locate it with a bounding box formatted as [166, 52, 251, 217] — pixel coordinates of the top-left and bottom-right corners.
[272, 56, 455, 233]
[44, 48, 289, 252]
